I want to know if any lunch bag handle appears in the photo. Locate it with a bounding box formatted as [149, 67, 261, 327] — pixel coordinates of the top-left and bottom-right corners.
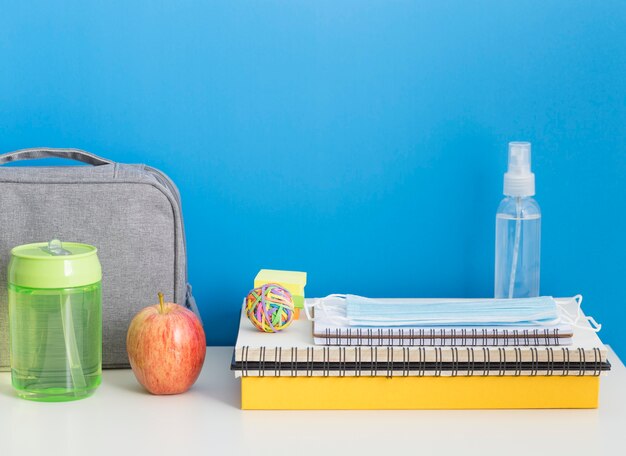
[0, 147, 113, 166]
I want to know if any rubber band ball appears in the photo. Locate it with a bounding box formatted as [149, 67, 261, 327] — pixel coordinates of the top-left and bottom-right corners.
[245, 283, 295, 333]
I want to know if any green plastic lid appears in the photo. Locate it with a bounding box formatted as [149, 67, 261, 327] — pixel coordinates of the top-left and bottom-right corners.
[9, 239, 102, 289]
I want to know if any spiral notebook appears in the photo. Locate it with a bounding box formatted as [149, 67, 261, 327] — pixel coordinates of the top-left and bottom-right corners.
[313, 323, 573, 347]
[240, 376, 601, 409]
[231, 297, 609, 377]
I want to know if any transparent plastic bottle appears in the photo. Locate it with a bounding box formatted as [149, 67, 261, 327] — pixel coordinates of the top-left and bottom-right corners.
[494, 142, 541, 298]
[9, 283, 102, 401]
[8, 240, 102, 402]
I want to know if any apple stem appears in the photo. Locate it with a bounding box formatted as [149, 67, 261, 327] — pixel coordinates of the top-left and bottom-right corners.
[158, 292, 164, 314]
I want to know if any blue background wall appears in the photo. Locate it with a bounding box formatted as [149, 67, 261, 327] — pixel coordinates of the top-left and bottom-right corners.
[1, 2, 625, 352]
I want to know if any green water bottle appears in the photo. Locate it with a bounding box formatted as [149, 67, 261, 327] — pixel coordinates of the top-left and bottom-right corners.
[8, 239, 102, 402]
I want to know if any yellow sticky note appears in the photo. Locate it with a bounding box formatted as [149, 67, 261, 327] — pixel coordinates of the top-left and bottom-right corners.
[254, 269, 307, 296]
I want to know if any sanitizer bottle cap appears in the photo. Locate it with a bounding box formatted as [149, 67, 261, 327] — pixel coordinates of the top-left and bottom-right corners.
[504, 141, 535, 197]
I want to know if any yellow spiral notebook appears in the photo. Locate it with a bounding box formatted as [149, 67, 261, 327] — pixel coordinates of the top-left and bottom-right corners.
[240, 375, 600, 410]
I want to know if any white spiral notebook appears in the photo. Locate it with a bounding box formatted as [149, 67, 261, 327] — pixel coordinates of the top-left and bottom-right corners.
[313, 324, 574, 346]
[232, 297, 609, 377]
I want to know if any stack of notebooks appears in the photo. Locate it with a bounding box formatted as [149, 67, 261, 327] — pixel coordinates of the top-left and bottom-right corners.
[231, 297, 610, 410]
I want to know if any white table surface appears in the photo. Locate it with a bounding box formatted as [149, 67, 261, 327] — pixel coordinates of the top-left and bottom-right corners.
[1, 346, 624, 456]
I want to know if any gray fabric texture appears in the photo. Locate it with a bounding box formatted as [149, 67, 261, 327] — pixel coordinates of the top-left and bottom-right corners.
[0, 148, 196, 370]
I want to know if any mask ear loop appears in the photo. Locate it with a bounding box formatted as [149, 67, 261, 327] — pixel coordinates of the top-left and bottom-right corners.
[303, 294, 347, 323]
[575, 295, 602, 331]
[585, 315, 602, 331]
[303, 298, 319, 321]
[557, 295, 601, 332]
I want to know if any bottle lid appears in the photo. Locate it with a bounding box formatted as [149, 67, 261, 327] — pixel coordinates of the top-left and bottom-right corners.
[9, 239, 102, 289]
[503, 141, 535, 197]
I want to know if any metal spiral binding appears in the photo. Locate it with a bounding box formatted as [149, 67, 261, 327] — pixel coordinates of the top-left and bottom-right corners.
[354, 347, 362, 377]
[523, 329, 529, 347]
[306, 347, 315, 377]
[338, 347, 346, 377]
[275, 347, 281, 377]
[513, 347, 522, 376]
[529, 347, 538, 376]
[482, 348, 489, 376]
[322, 346, 330, 377]
[241, 340, 602, 377]
[562, 347, 570, 376]
[259, 346, 266, 377]
[317, 325, 569, 347]
[593, 347, 601, 376]
[386, 347, 393, 378]
[242, 345, 249, 377]
[371, 347, 376, 377]
[290, 347, 297, 377]
[578, 348, 586, 376]
[466, 347, 475, 376]
[402, 347, 410, 377]
[415, 347, 423, 377]
[434, 347, 443, 377]
[497, 348, 506, 376]
[450, 347, 459, 377]
[546, 347, 554, 376]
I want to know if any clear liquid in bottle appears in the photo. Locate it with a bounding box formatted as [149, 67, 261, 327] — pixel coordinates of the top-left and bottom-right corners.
[8, 283, 102, 401]
[494, 196, 541, 298]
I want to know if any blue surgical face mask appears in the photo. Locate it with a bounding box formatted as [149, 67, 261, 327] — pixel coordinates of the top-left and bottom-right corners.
[304, 294, 600, 331]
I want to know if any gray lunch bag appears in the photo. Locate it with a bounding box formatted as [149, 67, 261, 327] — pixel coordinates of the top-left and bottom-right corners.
[0, 147, 199, 370]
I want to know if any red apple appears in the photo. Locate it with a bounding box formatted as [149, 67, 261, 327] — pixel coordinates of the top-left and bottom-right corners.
[126, 292, 206, 394]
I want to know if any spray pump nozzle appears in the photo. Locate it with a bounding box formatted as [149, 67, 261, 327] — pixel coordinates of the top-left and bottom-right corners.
[504, 141, 535, 197]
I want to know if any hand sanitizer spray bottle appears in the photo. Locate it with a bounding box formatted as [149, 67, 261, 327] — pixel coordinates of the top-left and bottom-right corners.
[494, 142, 541, 298]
